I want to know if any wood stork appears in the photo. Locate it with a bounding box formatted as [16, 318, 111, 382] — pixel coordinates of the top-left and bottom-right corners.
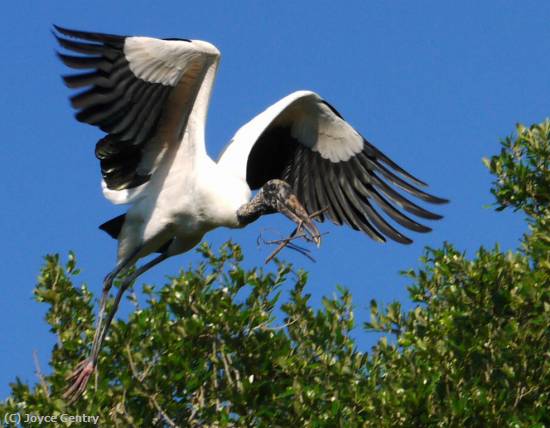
[54, 25, 447, 401]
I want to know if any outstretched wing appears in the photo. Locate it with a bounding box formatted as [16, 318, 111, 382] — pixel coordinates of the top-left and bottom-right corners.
[218, 91, 448, 244]
[54, 25, 220, 203]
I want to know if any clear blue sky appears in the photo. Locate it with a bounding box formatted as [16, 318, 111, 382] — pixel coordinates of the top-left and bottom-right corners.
[1, 1, 549, 398]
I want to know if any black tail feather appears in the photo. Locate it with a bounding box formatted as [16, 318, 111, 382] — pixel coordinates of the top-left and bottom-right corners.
[99, 214, 126, 239]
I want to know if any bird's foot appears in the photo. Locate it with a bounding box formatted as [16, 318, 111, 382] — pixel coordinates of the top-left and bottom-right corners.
[63, 358, 95, 404]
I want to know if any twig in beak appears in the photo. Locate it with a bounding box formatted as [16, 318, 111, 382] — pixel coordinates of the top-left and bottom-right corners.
[261, 207, 328, 264]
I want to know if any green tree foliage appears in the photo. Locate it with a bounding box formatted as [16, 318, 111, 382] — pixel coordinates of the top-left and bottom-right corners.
[1, 122, 548, 426]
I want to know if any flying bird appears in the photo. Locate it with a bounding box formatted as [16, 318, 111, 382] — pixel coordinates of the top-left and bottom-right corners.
[54, 25, 447, 401]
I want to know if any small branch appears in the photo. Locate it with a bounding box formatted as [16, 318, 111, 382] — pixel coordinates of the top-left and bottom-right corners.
[267, 317, 298, 331]
[211, 342, 221, 411]
[514, 385, 537, 408]
[149, 393, 178, 428]
[128, 289, 141, 310]
[225, 352, 243, 392]
[110, 388, 131, 427]
[33, 350, 50, 398]
[220, 348, 234, 387]
[188, 386, 205, 426]
[140, 360, 155, 382]
[199, 386, 205, 409]
[248, 317, 297, 334]
[263, 229, 309, 264]
[261, 207, 328, 264]
[94, 365, 98, 394]
[126, 346, 179, 428]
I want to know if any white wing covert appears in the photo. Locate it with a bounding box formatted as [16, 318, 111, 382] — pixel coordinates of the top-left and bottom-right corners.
[219, 91, 448, 244]
[54, 25, 219, 202]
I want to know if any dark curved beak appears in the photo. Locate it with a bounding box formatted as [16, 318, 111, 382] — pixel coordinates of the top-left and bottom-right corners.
[278, 194, 321, 247]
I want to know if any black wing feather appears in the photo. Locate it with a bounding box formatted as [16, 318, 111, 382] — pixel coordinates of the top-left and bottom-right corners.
[58, 53, 112, 71]
[54, 25, 126, 47]
[339, 163, 411, 243]
[309, 153, 331, 223]
[62, 71, 113, 89]
[54, 34, 120, 59]
[245, 112, 448, 244]
[301, 149, 320, 216]
[54, 25, 174, 190]
[358, 151, 447, 205]
[347, 159, 431, 233]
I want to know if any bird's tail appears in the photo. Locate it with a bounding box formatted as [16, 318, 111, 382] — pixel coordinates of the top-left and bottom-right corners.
[98, 214, 126, 239]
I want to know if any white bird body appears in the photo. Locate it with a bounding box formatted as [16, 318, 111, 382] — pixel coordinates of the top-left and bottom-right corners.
[54, 26, 447, 401]
[122, 157, 252, 259]
[114, 57, 254, 262]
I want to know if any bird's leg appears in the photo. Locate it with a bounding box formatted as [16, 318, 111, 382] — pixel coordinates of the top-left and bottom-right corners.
[63, 257, 135, 402]
[90, 263, 130, 365]
[93, 252, 170, 362]
[237, 179, 322, 245]
[64, 250, 169, 403]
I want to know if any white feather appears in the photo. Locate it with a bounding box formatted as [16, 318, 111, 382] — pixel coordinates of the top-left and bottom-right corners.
[218, 90, 364, 183]
[103, 38, 220, 206]
[124, 37, 220, 86]
[217, 90, 315, 179]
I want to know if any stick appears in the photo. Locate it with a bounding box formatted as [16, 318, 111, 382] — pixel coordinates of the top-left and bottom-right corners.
[126, 346, 179, 428]
[262, 207, 329, 264]
[33, 350, 50, 398]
